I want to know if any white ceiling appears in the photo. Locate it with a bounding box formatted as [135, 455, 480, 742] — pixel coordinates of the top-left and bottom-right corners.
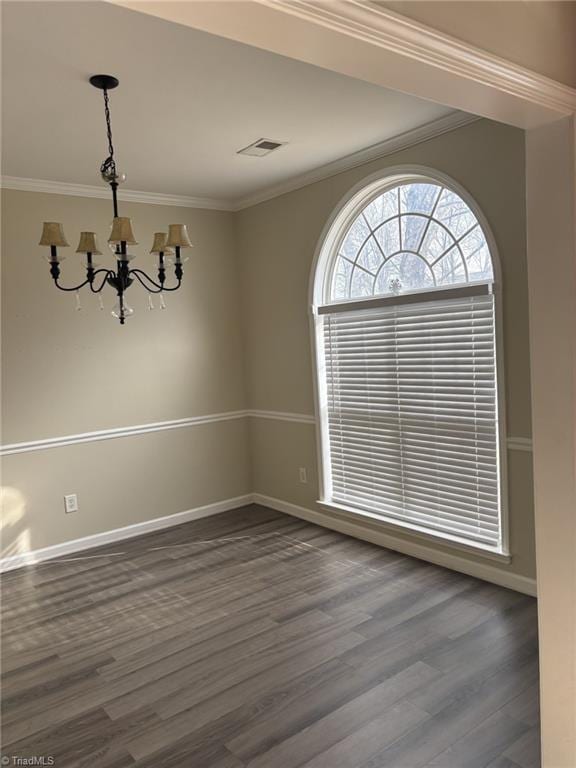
[2, 1, 456, 205]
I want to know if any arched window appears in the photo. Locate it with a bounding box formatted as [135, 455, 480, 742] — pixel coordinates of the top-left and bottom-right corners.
[312, 171, 506, 554]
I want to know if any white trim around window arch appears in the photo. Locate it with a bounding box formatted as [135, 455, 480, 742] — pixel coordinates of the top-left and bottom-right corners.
[309, 165, 510, 559]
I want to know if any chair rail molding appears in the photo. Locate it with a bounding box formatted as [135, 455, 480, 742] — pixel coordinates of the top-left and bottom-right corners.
[249, 411, 532, 452]
[1, 409, 532, 456]
[249, 409, 317, 425]
[0, 411, 249, 456]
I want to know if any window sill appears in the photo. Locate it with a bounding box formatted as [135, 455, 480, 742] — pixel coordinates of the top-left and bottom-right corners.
[317, 499, 511, 564]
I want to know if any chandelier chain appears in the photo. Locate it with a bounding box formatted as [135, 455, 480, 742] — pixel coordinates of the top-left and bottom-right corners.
[100, 88, 117, 181]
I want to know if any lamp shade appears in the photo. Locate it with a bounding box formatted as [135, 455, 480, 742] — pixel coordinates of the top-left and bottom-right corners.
[39, 222, 69, 248]
[108, 217, 138, 245]
[166, 224, 193, 248]
[149, 232, 174, 255]
[76, 232, 102, 255]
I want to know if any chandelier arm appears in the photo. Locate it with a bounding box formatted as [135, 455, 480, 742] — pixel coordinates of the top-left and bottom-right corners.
[157, 279, 182, 293]
[130, 269, 182, 293]
[129, 269, 165, 293]
[53, 278, 92, 293]
[129, 269, 182, 293]
[89, 270, 115, 293]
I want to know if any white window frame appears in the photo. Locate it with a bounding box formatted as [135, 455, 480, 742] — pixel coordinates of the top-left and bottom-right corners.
[309, 166, 510, 560]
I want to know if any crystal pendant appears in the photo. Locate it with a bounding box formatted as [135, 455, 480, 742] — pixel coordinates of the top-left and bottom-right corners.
[75, 291, 83, 311]
[159, 293, 167, 310]
[97, 294, 105, 311]
[147, 293, 155, 311]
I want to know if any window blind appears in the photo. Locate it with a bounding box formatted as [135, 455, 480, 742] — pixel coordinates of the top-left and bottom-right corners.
[321, 289, 502, 549]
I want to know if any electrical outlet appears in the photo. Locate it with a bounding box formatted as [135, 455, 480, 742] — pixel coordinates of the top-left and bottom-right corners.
[298, 467, 308, 484]
[64, 494, 78, 514]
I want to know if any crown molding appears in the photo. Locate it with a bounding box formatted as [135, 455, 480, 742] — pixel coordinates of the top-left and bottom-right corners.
[2, 113, 483, 214]
[258, 0, 576, 117]
[0, 176, 234, 211]
[233, 112, 479, 209]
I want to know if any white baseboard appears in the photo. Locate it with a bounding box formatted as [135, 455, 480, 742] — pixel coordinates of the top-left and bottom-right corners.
[2, 491, 537, 598]
[0, 495, 253, 573]
[253, 493, 537, 597]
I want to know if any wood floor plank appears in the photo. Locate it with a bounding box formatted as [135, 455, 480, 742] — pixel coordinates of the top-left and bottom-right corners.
[300, 700, 429, 768]
[125, 635, 363, 761]
[486, 758, 523, 768]
[129, 738, 244, 768]
[424, 710, 529, 768]
[104, 611, 359, 720]
[98, 613, 277, 681]
[407, 639, 538, 716]
[158, 657, 348, 762]
[5, 707, 157, 768]
[356, 654, 538, 768]
[500, 682, 541, 727]
[1, 504, 540, 767]
[504, 728, 542, 768]
[238, 663, 438, 768]
[226, 661, 439, 764]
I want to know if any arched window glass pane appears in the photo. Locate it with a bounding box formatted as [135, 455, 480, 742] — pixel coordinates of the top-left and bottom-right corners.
[330, 182, 493, 301]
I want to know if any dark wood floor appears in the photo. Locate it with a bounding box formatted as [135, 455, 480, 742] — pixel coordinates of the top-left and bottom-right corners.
[1, 505, 540, 768]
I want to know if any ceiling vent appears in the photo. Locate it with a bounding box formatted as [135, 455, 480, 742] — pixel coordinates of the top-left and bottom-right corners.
[237, 138, 287, 157]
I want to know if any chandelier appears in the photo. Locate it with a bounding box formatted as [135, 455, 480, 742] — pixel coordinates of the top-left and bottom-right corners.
[39, 74, 191, 324]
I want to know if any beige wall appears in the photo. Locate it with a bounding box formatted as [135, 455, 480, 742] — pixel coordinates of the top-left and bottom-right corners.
[380, 1, 576, 89]
[2, 192, 246, 442]
[1, 119, 536, 583]
[1, 190, 250, 554]
[525, 117, 576, 767]
[237, 118, 536, 579]
[2, 421, 250, 557]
